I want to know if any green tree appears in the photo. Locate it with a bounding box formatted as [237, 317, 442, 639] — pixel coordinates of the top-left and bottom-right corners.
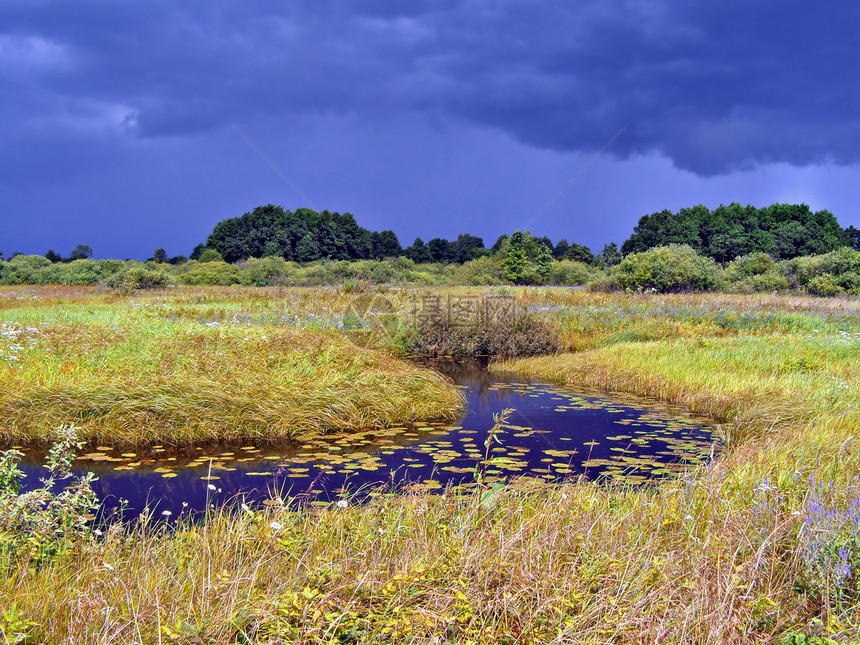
[501, 230, 553, 285]
[845, 225, 860, 251]
[490, 234, 509, 254]
[427, 238, 452, 263]
[404, 237, 433, 263]
[565, 242, 593, 264]
[197, 248, 224, 263]
[450, 234, 486, 263]
[369, 230, 402, 259]
[501, 231, 529, 283]
[44, 249, 62, 263]
[189, 243, 207, 260]
[68, 245, 93, 261]
[151, 248, 168, 263]
[295, 233, 321, 262]
[594, 242, 622, 268]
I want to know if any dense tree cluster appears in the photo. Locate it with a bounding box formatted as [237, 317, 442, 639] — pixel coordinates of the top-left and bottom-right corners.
[621, 203, 849, 262]
[200, 205, 401, 263]
[198, 205, 597, 268]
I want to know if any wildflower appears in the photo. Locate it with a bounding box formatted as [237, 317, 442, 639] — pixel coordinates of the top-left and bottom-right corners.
[93, 529, 103, 537]
[337, 499, 348, 509]
[270, 521, 283, 531]
[162, 510, 172, 517]
[207, 484, 217, 491]
[241, 503, 250, 512]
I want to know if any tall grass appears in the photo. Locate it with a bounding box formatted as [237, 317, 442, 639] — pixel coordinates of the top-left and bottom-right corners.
[0, 287, 464, 444]
[1, 287, 859, 642]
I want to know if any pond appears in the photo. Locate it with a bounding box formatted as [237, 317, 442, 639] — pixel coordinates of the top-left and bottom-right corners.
[14, 358, 718, 520]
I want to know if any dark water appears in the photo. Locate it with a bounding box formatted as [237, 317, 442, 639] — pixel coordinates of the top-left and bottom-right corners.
[14, 359, 717, 519]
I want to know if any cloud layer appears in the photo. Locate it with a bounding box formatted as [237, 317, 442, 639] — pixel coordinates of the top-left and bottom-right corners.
[4, 0, 859, 177]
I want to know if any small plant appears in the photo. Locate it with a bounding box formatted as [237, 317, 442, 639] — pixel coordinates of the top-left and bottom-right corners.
[0, 424, 99, 567]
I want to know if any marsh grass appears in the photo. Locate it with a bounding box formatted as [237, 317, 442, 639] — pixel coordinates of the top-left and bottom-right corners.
[3, 470, 853, 644]
[2, 287, 859, 642]
[0, 287, 464, 445]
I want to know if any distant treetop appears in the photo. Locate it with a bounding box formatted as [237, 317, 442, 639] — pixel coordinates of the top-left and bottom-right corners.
[621, 203, 849, 262]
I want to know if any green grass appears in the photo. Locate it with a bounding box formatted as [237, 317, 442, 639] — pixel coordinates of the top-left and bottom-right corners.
[1, 287, 860, 643]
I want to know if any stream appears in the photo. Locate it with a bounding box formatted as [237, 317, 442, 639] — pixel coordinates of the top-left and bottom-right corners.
[15, 358, 718, 520]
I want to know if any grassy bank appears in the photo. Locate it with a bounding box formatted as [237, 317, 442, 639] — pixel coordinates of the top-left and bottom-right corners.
[2, 289, 859, 642]
[0, 287, 463, 444]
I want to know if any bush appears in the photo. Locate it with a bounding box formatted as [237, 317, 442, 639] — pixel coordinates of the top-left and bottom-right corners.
[731, 273, 791, 294]
[239, 257, 296, 286]
[614, 245, 724, 293]
[725, 253, 789, 293]
[783, 247, 860, 295]
[0, 425, 98, 567]
[105, 264, 170, 291]
[451, 257, 503, 286]
[402, 294, 561, 357]
[178, 260, 242, 285]
[549, 260, 593, 286]
[58, 259, 129, 286]
[0, 255, 61, 285]
[197, 248, 224, 263]
[587, 273, 623, 293]
[806, 273, 845, 297]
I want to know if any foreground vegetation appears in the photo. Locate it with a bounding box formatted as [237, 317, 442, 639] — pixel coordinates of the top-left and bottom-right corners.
[1, 287, 859, 643]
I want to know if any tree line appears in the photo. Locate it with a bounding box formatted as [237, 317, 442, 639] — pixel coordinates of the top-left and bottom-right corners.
[621, 203, 855, 262]
[4, 202, 858, 268]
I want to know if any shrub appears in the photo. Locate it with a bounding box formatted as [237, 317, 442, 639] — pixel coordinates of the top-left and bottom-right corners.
[0, 425, 98, 567]
[783, 247, 860, 294]
[549, 260, 593, 286]
[725, 253, 789, 293]
[197, 248, 224, 263]
[58, 259, 130, 286]
[614, 245, 724, 293]
[806, 273, 845, 297]
[731, 273, 791, 294]
[105, 264, 170, 291]
[239, 257, 296, 286]
[402, 294, 561, 357]
[451, 257, 503, 286]
[0, 255, 61, 285]
[178, 260, 242, 285]
[587, 273, 623, 292]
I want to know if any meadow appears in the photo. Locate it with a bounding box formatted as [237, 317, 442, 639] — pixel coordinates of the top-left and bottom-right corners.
[1, 285, 859, 643]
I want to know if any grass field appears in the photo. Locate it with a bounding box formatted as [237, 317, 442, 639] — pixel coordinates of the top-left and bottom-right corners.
[1, 286, 859, 643]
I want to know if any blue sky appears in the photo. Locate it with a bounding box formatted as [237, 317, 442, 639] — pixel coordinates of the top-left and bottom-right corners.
[2, 0, 859, 259]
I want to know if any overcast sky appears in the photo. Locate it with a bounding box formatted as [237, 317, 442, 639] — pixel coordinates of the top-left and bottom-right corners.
[2, 0, 859, 259]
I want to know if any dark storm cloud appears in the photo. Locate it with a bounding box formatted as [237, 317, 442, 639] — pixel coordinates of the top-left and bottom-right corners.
[2, 0, 859, 177]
